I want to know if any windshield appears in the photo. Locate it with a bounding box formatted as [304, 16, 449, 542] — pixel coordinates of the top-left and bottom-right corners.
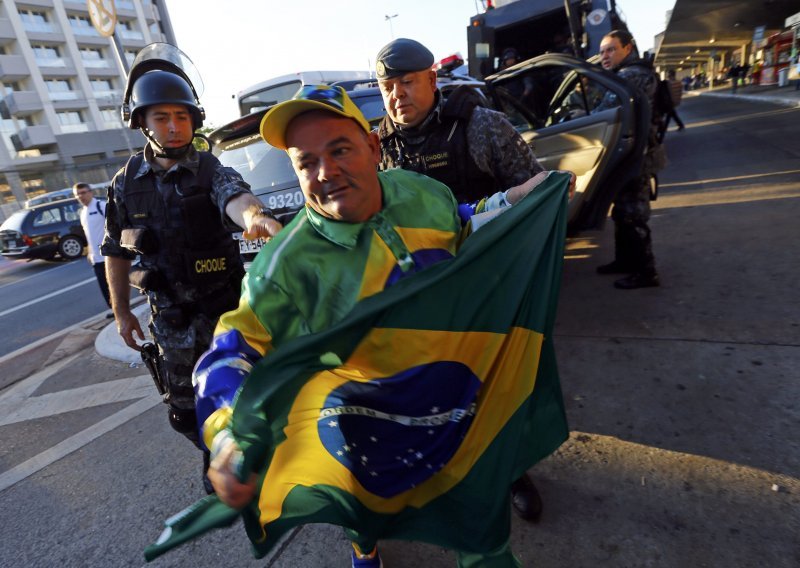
[240, 80, 301, 115]
[217, 134, 298, 192]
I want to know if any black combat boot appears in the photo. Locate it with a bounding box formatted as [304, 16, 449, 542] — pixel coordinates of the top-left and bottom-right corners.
[614, 271, 660, 289]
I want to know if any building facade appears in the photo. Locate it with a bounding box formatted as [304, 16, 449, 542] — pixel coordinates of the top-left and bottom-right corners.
[0, 0, 176, 220]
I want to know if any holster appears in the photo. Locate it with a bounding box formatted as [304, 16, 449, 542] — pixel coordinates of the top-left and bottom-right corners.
[129, 264, 166, 292]
[140, 342, 166, 395]
[120, 227, 159, 255]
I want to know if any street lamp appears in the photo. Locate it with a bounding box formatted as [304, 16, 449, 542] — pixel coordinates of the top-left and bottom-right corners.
[385, 13, 398, 39]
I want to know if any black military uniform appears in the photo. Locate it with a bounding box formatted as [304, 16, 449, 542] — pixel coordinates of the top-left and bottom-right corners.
[374, 38, 545, 523]
[101, 64, 252, 490]
[596, 51, 664, 289]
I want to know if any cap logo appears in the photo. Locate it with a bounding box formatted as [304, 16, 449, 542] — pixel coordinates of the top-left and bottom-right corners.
[376, 61, 386, 77]
[296, 85, 345, 111]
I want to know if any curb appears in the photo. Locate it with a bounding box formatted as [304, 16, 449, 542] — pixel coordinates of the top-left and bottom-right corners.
[698, 90, 800, 108]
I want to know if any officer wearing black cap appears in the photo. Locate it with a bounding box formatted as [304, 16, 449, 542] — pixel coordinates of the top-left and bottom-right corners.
[375, 38, 546, 522]
[101, 44, 281, 492]
[376, 38, 544, 208]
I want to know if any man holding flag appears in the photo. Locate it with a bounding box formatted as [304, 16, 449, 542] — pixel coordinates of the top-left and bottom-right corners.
[146, 85, 570, 566]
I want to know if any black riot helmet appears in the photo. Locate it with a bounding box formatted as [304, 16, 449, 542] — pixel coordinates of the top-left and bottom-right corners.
[126, 70, 204, 130]
[121, 43, 206, 159]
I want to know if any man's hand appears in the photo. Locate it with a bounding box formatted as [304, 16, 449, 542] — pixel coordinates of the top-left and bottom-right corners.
[209, 439, 258, 509]
[226, 194, 283, 240]
[506, 170, 576, 205]
[243, 210, 283, 241]
[116, 310, 145, 351]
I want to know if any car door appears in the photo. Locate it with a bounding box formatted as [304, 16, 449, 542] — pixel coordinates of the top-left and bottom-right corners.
[485, 53, 649, 232]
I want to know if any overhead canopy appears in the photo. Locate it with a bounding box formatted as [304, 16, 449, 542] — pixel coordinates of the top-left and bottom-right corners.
[654, 0, 799, 68]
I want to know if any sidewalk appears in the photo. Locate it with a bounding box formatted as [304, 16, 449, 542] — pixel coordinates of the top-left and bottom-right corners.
[692, 81, 800, 108]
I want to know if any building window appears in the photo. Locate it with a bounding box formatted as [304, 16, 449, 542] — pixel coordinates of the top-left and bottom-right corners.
[69, 15, 99, 37]
[124, 50, 137, 67]
[57, 111, 88, 133]
[80, 47, 109, 68]
[116, 0, 135, 9]
[31, 44, 66, 67]
[117, 20, 143, 40]
[19, 10, 54, 33]
[101, 108, 121, 128]
[46, 79, 78, 101]
[90, 78, 116, 101]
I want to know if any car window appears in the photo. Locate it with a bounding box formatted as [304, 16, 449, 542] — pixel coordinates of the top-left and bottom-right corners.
[491, 64, 616, 130]
[218, 135, 297, 191]
[546, 74, 612, 126]
[32, 207, 62, 227]
[240, 80, 302, 115]
[62, 201, 81, 222]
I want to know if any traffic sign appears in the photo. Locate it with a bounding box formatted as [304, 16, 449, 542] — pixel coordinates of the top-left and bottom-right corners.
[86, 0, 117, 38]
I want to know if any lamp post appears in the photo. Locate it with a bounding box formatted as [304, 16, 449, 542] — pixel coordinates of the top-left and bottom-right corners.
[385, 13, 398, 39]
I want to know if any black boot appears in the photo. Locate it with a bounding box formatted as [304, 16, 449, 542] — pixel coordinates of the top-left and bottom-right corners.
[614, 271, 660, 289]
[510, 473, 542, 522]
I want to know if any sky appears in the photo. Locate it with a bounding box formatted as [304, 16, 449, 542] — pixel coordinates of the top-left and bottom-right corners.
[164, 0, 675, 127]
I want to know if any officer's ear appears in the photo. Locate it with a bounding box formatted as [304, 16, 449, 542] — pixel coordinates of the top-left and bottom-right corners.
[366, 130, 381, 163]
[426, 69, 437, 91]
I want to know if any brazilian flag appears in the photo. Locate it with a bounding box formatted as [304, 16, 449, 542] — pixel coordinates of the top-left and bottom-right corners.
[145, 173, 571, 561]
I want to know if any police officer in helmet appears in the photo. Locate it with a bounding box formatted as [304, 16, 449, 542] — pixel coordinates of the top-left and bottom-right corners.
[101, 44, 281, 492]
[374, 38, 550, 522]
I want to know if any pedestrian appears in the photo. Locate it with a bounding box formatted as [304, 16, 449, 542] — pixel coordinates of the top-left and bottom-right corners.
[195, 85, 565, 568]
[596, 29, 664, 289]
[729, 64, 740, 93]
[72, 182, 112, 317]
[661, 69, 685, 139]
[373, 37, 547, 521]
[100, 45, 281, 492]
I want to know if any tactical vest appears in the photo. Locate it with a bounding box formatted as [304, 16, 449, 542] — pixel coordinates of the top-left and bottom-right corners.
[617, 59, 667, 174]
[378, 86, 498, 204]
[121, 151, 243, 296]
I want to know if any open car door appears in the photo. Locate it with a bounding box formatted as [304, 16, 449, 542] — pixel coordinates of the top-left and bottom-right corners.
[485, 53, 650, 233]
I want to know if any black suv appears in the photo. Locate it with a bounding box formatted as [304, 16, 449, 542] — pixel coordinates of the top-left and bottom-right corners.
[0, 198, 87, 261]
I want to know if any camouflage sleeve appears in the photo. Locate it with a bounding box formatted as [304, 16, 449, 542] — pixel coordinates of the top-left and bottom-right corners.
[618, 66, 657, 103]
[100, 168, 136, 259]
[466, 107, 544, 189]
[211, 162, 254, 231]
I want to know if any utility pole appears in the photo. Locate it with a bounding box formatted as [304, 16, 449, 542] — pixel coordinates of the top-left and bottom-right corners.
[385, 14, 398, 39]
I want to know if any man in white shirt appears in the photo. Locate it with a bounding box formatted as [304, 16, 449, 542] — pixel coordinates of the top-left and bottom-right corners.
[73, 182, 112, 318]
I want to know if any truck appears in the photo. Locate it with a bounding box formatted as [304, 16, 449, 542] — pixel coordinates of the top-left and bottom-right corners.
[467, 0, 628, 79]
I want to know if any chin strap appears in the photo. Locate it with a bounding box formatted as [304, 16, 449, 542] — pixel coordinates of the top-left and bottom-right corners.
[140, 127, 193, 160]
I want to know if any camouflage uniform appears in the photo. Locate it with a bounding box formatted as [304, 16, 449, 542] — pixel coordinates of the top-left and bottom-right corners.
[599, 53, 664, 276]
[378, 90, 543, 203]
[102, 145, 250, 444]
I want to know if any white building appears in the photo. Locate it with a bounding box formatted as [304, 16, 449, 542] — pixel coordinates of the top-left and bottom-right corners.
[0, 0, 177, 217]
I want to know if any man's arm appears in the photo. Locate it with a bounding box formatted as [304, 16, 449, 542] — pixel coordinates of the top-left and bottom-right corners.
[467, 107, 544, 189]
[224, 192, 283, 240]
[106, 256, 144, 350]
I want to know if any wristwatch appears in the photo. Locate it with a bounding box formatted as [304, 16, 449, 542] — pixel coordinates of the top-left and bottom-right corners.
[257, 207, 276, 220]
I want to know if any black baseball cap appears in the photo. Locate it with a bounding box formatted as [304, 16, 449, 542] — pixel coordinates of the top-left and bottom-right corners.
[375, 38, 434, 80]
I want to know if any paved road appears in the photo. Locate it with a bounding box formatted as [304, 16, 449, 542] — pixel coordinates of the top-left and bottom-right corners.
[0, 94, 798, 567]
[0, 257, 111, 357]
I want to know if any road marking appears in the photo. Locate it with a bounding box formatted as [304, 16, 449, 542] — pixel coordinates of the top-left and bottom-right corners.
[0, 352, 161, 492]
[660, 169, 800, 189]
[0, 260, 76, 290]
[0, 276, 95, 318]
[0, 375, 155, 426]
[0, 393, 160, 493]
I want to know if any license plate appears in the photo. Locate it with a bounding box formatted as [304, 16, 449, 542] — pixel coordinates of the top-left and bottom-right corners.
[234, 233, 269, 255]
